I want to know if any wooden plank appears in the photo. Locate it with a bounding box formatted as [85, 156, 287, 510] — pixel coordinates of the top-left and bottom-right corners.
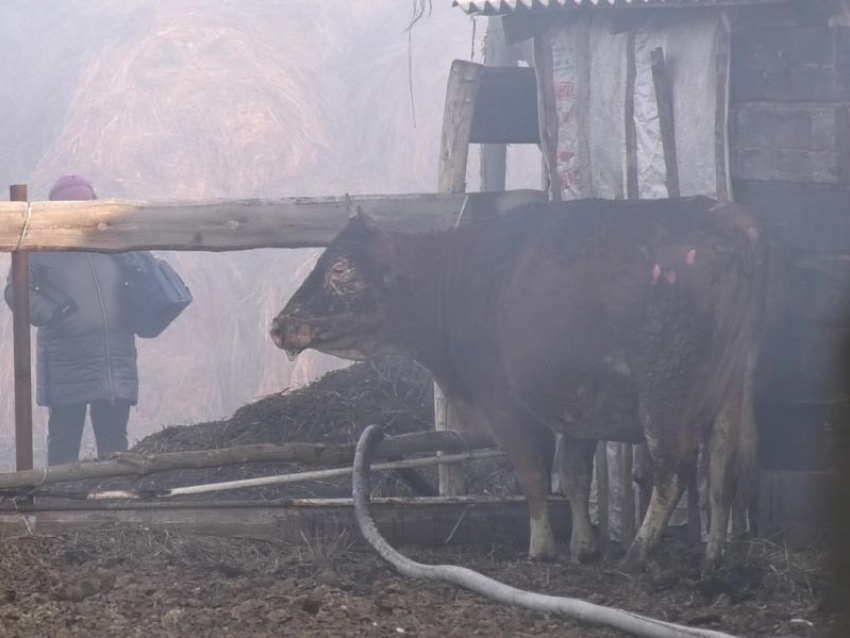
[735, 180, 850, 253]
[633, 444, 652, 522]
[757, 470, 831, 548]
[435, 60, 484, 497]
[480, 17, 510, 192]
[0, 430, 497, 491]
[715, 20, 732, 202]
[594, 442, 609, 549]
[0, 190, 546, 253]
[0, 497, 572, 549]
[687, 469, 701, 546]
[732, 104, 850, 185]
[9, 184, 33, 472]
[617, 443, 636, 546]
[730, 25, 840, 104]
[470, 66, 539, 145]
[533, 33, 562, 201]
[438, 61, 482, 195]
[624, 31, 639, 201]
[650, 47, 680, 199]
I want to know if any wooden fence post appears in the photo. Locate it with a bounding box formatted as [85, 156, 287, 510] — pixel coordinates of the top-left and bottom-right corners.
[434, 61, 482, 496]
[10, 184, 33, 471]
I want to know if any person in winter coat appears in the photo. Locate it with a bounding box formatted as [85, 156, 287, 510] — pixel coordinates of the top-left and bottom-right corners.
[4, 175, 138, 465]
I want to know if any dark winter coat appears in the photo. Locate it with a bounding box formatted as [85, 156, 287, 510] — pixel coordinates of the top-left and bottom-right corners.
[4, 252, 138, 407]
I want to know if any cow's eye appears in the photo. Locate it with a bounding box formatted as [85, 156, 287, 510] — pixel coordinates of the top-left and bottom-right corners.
[326, 259, 362, 295]
[330, 260, 350, 275]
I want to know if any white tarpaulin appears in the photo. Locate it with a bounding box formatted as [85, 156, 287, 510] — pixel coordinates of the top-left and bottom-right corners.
[540, 13, 724, 201]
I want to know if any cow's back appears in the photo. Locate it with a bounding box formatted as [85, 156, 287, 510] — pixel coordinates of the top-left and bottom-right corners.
[468, 197, 765, 442]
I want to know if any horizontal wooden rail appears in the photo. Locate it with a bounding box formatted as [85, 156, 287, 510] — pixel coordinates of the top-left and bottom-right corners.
[0, 190, 546, 253]
[0, 497, 573, 549]
[0, 430, 496, 491]
[73, 449, 506, 501]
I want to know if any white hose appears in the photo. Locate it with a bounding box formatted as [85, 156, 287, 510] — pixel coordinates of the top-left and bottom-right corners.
[352, 425, 741, 638]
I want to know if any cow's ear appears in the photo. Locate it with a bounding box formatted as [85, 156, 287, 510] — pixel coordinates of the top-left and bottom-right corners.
[345, 194, 379, 233]
[353, 207, 379, 233]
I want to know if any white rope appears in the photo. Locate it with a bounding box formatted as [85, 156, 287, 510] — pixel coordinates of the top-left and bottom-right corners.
[14, 202, 33, 251]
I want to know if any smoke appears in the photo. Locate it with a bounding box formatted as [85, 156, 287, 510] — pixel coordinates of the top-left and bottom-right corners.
[0, 1, 506, 466]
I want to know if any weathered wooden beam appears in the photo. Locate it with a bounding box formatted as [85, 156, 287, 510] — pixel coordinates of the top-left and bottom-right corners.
[79, 449, 505, 501]
[0, 430, 496, 491]
[435, 59, 483, 497]
[0, 190, 546, 253]
[618, 443, 636, 546]
[595, 442, 609, 549]
[480, 17, 511, 192]
[0, 496, 572, 549]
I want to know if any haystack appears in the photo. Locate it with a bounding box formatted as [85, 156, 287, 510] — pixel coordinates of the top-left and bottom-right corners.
[0, 0, 481, 467]
[73, 356, 519, 501]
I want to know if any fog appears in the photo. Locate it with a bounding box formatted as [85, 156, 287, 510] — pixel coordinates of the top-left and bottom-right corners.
[0, 0, 542, 467]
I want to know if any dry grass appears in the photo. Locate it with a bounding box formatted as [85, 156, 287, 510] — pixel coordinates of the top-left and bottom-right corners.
[738, 537, 831, 604]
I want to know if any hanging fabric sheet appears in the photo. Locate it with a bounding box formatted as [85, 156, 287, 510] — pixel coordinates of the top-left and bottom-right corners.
[536, 13, 726, 201]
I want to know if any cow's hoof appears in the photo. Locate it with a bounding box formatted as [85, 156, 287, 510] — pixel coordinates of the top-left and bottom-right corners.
[528, 524, 558, 561]
[570, 543, 601, 564]
[621, 545, 648, 572]
[528, 547, 560, 563]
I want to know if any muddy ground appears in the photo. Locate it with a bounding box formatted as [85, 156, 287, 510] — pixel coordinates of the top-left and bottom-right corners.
[0, 527, 838, 637]
[0, 358, 841, 637]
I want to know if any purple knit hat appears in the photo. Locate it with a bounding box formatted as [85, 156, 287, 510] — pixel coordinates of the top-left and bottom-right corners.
[48, 175, 97, 201]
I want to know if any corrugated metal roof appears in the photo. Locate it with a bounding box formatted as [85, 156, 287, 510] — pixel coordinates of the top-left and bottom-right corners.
[453, 0, 791, 16]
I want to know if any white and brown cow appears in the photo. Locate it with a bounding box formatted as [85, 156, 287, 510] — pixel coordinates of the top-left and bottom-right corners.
[271, 196, 767, 566]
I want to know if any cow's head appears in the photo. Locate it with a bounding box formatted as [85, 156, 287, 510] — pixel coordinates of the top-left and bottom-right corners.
[270, 208, 403, 361]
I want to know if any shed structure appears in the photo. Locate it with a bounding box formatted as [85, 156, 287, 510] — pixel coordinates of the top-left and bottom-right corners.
[448, 0, 850, 545]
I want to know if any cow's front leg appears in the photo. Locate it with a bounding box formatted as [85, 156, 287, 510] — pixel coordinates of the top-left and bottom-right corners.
[450, 399, 557, 560]
[556, 434, 599, 563]
[490, 417, 557, 560]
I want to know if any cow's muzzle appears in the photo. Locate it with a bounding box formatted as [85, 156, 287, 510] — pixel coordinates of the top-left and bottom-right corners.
[270, 316, 314, 360]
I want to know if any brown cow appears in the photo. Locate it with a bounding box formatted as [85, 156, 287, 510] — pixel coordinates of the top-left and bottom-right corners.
[271, 196, 766, 566]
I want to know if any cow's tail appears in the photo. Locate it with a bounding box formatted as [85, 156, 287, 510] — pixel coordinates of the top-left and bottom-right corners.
[711, 202, 768, 536]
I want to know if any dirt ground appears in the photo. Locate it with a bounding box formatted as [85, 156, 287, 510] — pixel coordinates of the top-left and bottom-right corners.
[0, 526, 838, 638]
[0, 358, 842, 637]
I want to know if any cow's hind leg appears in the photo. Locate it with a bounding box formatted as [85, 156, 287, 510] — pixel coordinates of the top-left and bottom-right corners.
[625, 429, 695, 564]
[705, 385, 756, 568]
[555, 434, 599, 563]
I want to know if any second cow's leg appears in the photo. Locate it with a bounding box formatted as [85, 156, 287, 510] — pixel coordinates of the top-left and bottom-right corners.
[705, 390, 756, 567]
[626, 406, 697, 564]
[555, 434, 600, 563]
